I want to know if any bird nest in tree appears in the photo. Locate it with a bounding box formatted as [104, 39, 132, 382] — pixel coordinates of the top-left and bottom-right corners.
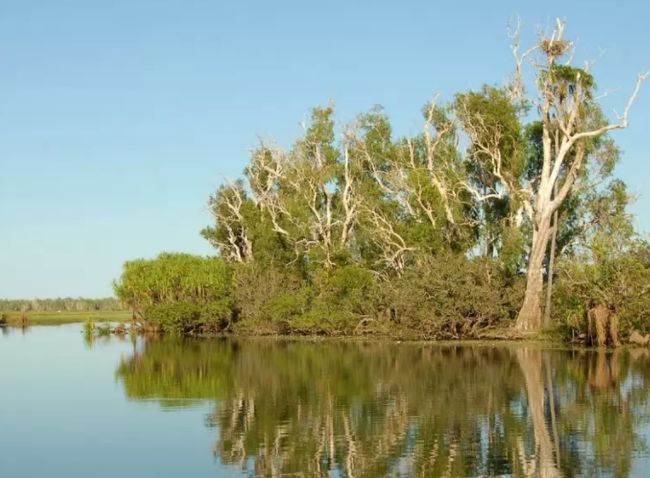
[539, 39, 570, 57]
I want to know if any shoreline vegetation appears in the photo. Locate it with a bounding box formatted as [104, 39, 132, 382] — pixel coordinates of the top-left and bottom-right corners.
[109, 21, 650, 346]
[0, 297, 129, 327]
[0, 310, 130, 327]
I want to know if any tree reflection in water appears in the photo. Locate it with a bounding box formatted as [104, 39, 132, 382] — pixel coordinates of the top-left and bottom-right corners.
[116, 339, 650, 477]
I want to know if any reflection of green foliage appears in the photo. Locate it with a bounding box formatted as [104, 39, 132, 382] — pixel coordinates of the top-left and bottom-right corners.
[83, 320, 95, 348]
[116, 338, 234, 402]
[116, 338, 650, 477]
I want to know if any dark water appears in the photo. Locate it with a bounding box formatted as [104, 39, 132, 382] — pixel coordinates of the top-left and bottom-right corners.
[2, 325, 650, 477]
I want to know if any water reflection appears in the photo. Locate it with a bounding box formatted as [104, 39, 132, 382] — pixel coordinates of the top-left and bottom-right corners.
[116, 339, 650, 477]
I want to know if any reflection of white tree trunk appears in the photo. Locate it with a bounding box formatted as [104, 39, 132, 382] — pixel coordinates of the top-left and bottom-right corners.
[545, 355, 561, 470]
[516, 349, 561, 478]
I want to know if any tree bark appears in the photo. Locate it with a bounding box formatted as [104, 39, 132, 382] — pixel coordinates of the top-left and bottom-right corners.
[544, 188, 559, 326]
[516, 216, 552, 331]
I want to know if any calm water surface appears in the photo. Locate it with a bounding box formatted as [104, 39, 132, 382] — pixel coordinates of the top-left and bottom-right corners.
[2, 325, 650, 477]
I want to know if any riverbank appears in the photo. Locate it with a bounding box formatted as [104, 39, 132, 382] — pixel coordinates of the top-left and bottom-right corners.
[82, 320, 580, 348]
[1, 316, 631, 349]
[0, 310, 131, 326]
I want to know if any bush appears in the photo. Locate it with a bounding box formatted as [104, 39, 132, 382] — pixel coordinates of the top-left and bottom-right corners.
[113, 250, 527, 338]
[230, 262, 381, 335]
[114, 253, 231, 316]
[300, 265, 380, 334]
[200, 300, 234, 331]
[146, 302, 202, 334]
[230, 262, 306, 332]
[554, 240, 650, 337]
[114, 253, 233, 331]
[385, 254, 524, 338]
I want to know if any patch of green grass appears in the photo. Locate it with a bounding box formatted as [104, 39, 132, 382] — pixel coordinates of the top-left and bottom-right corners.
[1, 310, 131, 326]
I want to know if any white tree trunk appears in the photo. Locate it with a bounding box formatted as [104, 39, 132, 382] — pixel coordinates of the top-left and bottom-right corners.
[544, 207, 559, 326]
[516, 215, 552, 331]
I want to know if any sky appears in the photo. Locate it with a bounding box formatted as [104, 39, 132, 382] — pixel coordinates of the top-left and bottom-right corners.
[1, 0, 648, 299]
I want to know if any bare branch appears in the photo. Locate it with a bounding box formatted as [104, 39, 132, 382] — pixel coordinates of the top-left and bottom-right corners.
[363, 206, 414, 272]
[508, 17, 538, 101]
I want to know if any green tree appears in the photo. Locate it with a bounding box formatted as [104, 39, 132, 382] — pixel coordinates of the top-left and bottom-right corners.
[509, 21, 647, 331]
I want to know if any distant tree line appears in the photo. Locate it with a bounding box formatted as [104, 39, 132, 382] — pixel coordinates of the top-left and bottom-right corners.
[0, 297, 124, 312]
[114, 20, 650, 341]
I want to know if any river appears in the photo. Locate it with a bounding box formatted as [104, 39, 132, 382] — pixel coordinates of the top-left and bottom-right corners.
[2, 324, 650, 477]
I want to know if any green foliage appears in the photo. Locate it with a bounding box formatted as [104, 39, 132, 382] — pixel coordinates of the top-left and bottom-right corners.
[555, 240, 650, 335]
[96, 324, 112, 337]
[229, 261, 306, 333]
[546, 65, 596, 96]
[230, 262, 378, 335]
[456, 86, 526, 181]
[553, 179, 650, 336]
[296, 265, 380, 334]
[454, 86, 528, 261]
[114, 253, 232, 333]
[145, 302, 201, 334]
[144, 300, 234, 334]
[499, 226, 527, 276]
[386, 254, 524, 338]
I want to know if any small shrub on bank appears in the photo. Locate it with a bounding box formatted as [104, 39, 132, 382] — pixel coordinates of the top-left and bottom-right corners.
[231, 262, 380, 335]
[554, 240, 650, 337]
[114, 253, 231, 319]
[298, 265, 380, 334]
[231, 261, 306, 327]
[386, 254, 524, 338]
[113, 253, 232, 333]
[146, 302, 201, 334]
[145, 300, 233, 334]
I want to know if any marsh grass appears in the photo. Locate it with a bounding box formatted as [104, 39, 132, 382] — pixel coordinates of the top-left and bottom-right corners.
[96, 324, 113, 337]
[1, 310, 130, 326]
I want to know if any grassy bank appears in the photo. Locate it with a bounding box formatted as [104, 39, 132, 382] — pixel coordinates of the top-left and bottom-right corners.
[0, 310, 131, 326]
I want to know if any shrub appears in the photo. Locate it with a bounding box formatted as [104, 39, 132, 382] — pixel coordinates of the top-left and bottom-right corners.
[385, 254, 524, 338]
[230, 262, 306, 329]
[114, 253, 232, 331]
[302, 265, 380, 334]
[200, 300, 234, 332]
[114, 253, 231, 315]
[146, 302, 202, 334]
[554, 240, 650, 337]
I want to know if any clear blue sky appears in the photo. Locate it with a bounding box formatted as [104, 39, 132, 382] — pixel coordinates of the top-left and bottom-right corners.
[1, 0, 648, 299]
